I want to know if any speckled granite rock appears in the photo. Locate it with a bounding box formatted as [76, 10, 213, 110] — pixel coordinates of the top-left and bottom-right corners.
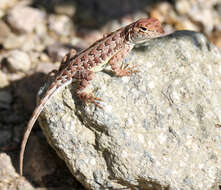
[38, 31, 221, 190]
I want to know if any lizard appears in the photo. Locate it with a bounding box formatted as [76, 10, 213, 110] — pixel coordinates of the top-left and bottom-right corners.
[19, 18, 164, 176]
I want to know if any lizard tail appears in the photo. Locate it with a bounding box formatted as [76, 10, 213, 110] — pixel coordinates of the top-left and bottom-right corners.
[19, 85, 57, 176]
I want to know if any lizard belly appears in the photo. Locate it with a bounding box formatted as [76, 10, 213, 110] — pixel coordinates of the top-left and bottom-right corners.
[90, 64, 106, 72]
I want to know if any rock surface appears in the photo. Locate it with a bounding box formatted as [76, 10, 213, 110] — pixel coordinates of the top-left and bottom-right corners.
[38, 31, 221, 190]
[0, 153, 34, 190]
[2, 34, 26, 50]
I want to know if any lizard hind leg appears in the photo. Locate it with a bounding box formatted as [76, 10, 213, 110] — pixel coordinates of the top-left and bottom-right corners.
[77, 90, 103, 108]
[46, 49, 77, 80]
[75, 70, 103, 108]
[58, 49, 77, 72]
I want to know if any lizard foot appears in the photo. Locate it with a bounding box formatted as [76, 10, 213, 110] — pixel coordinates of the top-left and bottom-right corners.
[116, 64, 139, 77]
[78, 92, 103, 109]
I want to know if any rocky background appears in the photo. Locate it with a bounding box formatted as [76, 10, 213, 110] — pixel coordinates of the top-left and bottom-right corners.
[0, 0, 220, 189]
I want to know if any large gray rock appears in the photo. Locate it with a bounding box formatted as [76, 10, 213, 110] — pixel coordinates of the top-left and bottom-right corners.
[38, 31, 221, 190]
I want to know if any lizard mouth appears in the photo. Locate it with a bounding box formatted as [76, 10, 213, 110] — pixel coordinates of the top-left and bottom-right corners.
[130, 31, 164, 44]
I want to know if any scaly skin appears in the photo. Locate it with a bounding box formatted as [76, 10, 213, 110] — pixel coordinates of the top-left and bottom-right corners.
[19, 18, 164, 175]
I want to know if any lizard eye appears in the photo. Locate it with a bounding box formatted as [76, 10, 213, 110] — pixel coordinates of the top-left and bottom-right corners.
[140, 27, 147, 31]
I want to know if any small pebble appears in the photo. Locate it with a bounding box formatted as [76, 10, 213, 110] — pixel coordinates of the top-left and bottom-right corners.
[0, 153, 34, 189]
[6, 6, 45, 33]
[48, 14, 73, 36]
[3, 34, 25, 49]
[0, 20, 11, 43]
[6, 50, 31, 72]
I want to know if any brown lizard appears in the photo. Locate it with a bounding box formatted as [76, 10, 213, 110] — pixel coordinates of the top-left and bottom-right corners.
[19, 18, 164, 176]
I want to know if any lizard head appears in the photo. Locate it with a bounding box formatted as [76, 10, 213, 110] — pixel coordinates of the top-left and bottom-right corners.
[125, 18, 164, 44]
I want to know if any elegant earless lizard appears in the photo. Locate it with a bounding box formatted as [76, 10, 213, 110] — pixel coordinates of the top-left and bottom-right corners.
[19, 18, 164, 175]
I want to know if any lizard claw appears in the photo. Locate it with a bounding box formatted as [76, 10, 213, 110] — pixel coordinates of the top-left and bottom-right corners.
[78, 92, 103, 109]
[116, 64, 139, 76]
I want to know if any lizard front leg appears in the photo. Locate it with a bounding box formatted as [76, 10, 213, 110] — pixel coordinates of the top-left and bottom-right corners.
[108, 46, 138, 77]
